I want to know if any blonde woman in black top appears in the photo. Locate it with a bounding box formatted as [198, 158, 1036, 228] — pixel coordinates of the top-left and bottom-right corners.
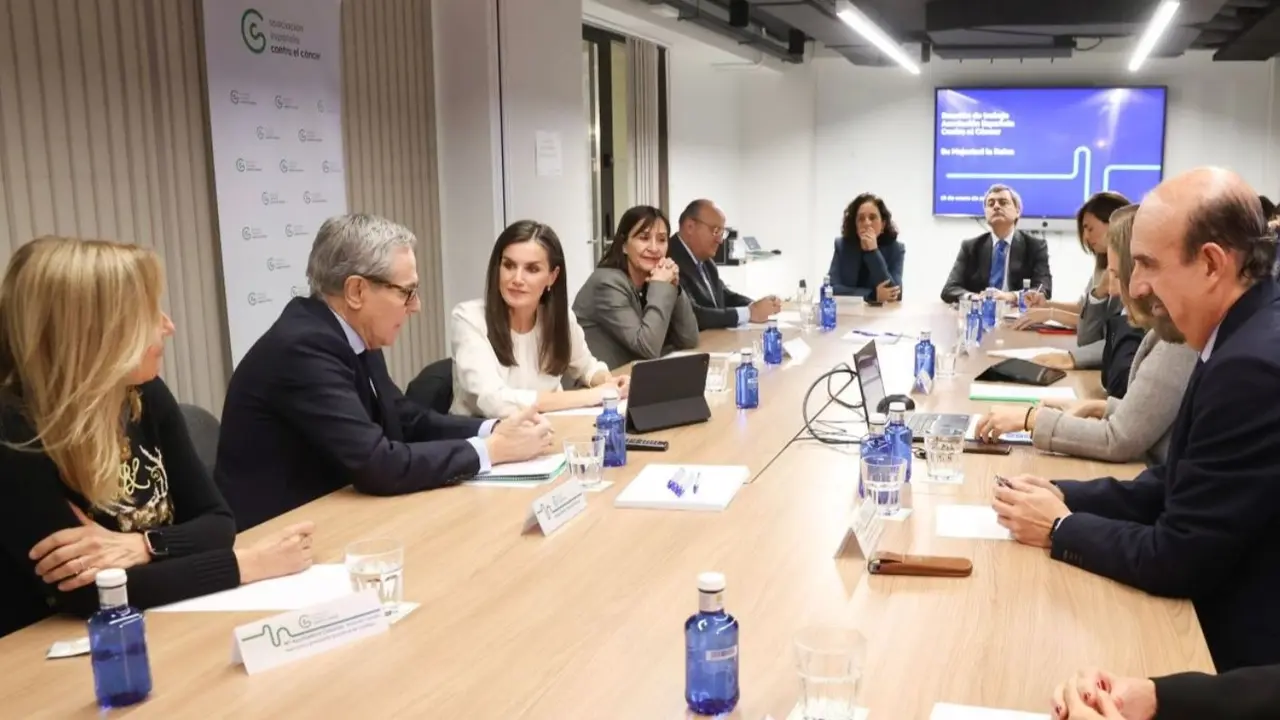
[0, 236, 314, 638]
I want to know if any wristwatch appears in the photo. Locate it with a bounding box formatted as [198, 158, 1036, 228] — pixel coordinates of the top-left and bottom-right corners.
[143, 529, 169, 557]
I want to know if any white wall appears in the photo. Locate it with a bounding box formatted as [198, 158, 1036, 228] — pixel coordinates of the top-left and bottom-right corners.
[668, 49, 1280, 303]
[433, 0, 506, 326]
[433, 0, 592, 338]
[499, 0, 594, 296]
[667, 47, 744, 224]
[736, 63, 817, 296]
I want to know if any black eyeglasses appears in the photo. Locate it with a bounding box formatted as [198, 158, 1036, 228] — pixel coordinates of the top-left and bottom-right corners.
[361, 276, 419, 306]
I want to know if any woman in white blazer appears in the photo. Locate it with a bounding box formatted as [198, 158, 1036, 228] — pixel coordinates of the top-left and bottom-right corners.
[450, 220, 629, 418]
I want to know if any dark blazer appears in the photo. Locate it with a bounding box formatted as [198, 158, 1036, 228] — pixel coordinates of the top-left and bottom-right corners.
[1153, 664, 1280, 719]
[939, 229, 1052, 303]
[667, 235, 754, 330]
[1100, 313, 1145, 399]
[1051, 280, 1280, 672]
[827, 235, 905, 301]
[571, 267, 700, 369]
[216, 297, 486, 530]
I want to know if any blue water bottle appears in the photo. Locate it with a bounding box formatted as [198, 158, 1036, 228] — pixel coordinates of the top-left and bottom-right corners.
[685, 571, 740, 715]
[820, 275, 837, 331]
[597, 386, 627, 467]
[913, 330, 936, 395]
[858, 413, 889, 499]
[88, 568, 152, 709]
[735, 348, 759, 409]
[1018, 278, 1031, 313]
[885, 401, 913, 483]
[762, 318, 783, 365]
[965, 296, 984, 349]
[981, 289, 997, 331]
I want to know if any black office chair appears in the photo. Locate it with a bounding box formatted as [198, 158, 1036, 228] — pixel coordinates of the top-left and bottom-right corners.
[404, 358, 454, 414]
[178, 403, 221, 478]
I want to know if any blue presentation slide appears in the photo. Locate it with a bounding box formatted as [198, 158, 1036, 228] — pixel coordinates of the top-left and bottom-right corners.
[933, 87, 1167, 218]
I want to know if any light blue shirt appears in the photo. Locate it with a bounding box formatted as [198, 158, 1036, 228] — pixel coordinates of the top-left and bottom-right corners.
[677, 237, 749, 326]
[330, 309, 496, 472]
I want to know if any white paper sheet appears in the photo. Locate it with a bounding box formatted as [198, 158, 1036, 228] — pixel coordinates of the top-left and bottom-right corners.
[152, 564, 352, 612]
[931, 702, 1049, 720]
[614, 464, 748, 511]
[935, 505, 1012, 541]
[986, 346, 1068, 361]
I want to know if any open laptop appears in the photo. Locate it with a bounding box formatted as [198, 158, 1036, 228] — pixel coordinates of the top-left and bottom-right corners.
[739, 236, 774, 257]
[852, 340, 978, 441]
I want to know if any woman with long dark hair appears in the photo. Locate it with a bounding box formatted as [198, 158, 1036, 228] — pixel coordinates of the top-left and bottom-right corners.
[451, 220, 628, 418]
[572, 206, 699, 369]
[828, 193, 905, 303]
[1016, 191, 1130, 369]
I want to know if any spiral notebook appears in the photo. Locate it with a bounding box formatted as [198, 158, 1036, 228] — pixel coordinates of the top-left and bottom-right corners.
[465, 454, 566, 487]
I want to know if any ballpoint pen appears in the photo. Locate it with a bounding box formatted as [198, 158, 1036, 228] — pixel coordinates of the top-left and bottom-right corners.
[690, 471, 701, 495]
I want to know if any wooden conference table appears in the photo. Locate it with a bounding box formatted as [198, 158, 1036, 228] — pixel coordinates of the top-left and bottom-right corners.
[0, 300, 1213, 719]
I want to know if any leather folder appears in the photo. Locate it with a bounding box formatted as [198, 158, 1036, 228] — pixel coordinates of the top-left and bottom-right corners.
[867, 551, 973, 578]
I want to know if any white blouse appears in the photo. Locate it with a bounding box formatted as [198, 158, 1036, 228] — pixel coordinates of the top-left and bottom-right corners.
[449, 299, 610, 418]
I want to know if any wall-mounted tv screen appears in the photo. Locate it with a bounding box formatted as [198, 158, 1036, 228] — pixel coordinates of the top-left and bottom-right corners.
[933, 86, 1168, 219]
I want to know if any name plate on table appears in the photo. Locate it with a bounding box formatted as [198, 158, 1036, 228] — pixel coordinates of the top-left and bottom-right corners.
[782, 338, 811, 363]
[834, 499, 885, 560]
[522, 479, 587, 536]
[231, 590, 388, 675]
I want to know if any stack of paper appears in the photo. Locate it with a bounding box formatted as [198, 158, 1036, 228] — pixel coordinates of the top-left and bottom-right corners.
[152, 564, 353, 612]
[614, 464, 748, 511]
[968, 382, 1076, 404]
[466, 454, 567, 487]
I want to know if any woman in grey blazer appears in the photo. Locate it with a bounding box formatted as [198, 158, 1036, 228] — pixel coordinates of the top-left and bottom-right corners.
[572, 206, 699, 369]
[976, 205, 1197, 465]
[1016, 191, 1130, 370]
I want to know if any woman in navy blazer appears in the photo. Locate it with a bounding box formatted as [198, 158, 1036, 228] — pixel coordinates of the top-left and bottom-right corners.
[828, 193, 905, 303]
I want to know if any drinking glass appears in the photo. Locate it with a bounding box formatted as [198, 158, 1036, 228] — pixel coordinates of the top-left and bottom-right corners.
[799, 300, 815, 332]
[936, 348, 958, 379]
[345, 538, 404, 615]
[924, 428, 965, 484]
[861, 455, 906, 517]
[563, 435, 606, 490]
[794, 626, 866, 720]
[705, 357, 731, 393]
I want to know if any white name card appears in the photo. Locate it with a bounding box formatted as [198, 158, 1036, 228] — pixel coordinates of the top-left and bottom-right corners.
[782, 338, 812, 363]
[834, 499, 885, 560]
[522, 479, 587, 536]
[231, 589, 388, 675]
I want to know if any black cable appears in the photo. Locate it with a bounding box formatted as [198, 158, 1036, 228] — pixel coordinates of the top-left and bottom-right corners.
[798, 363, 866, 446]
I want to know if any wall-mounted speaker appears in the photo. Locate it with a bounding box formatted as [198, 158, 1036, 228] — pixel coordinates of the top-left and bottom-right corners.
[728, 0, 749, 28]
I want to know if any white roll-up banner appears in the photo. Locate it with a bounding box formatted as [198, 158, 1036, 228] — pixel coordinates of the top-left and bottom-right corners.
[203, 0, 347, 365]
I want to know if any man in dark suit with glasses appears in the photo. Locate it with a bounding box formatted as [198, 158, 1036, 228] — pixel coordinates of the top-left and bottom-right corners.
[216, 213, 552, 529]
[667, 199, 782, 330]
